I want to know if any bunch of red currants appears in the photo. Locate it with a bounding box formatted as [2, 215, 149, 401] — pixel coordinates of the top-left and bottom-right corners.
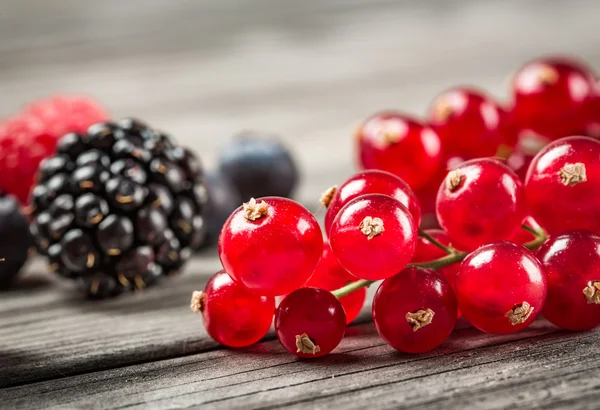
[191, 55, 600, 358]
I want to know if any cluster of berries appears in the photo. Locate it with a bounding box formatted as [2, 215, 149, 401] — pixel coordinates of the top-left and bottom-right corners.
[191, 55, 600, 358]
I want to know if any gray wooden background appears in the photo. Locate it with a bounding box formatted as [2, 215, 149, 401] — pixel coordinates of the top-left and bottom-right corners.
[1, 0, 600, 408]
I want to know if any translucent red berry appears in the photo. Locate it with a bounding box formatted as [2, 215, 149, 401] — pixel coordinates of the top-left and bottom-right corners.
[191, 270, 275, 348]
[305, 242, 365, 324]
[537, 230, 600, 331]
[329, 194, 417, 280]
[412, 229, 460, 289]
[525, 136, 600, 235]
[511, 56, 596, 140]
[428, 87, 514, 159]
[275, 287, 346, 358]
[323, 170, 420, 235]
[356, 112, 442, 190]
[219, 197, 323, 297]
[455, 241, 547, 334]
[373, 267, 458, 353]
[436, 158, 526, 251]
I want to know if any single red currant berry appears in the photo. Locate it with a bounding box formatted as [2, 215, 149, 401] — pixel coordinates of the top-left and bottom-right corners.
[373, 267, 458, 353]
[219, 197, 323, 296]
[537, 230, 600, 331]
[428, 87, 515, 159]
[305, 242, 365, 324]
[585, 84, 600, 138]
[436, 158, 527, 251]
[511, 56, 597, 140]
[190, 270, 275, 348]
[455, 241, 547, 334]
[329, 194, 417, 280]
[411, 229, 460, 289]
[322, 170, 420, 235]
[275, 287, 346, 358]
[356, 112, 442, 190]
[525, 136, 600, 235]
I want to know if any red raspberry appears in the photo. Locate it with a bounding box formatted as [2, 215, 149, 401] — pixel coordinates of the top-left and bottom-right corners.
[0, 95, 108, 204]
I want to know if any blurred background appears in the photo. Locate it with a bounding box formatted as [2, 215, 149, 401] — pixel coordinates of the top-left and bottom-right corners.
[2, 0, 600, 204]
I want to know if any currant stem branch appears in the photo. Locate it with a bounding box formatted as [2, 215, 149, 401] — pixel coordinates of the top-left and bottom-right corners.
[418, 229, 455, 255]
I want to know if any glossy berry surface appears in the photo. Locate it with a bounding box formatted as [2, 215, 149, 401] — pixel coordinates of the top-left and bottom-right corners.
[323, 170, 420, 235]
[305, 242, 365, 324]
[455, 241, 547, 334]
[537, 230, 600, 331]
[525, 136, 600, 235]
[506, 149, 536, 182]
[511, 57, 596, 140]
[436, 158, 526, 251]
[29, 118, 207, 298]
[275, 287, 346, 358]
[373, 267, 458, 353]
[219, 132, 298, 200]
[411, 229, 460, 290]
[428, 87, 514, 159]
[0, 192, 32, 287]
[329, 194, 417, 280]
[219, 197, 323, 297]
[191, 270, 275, 347]
[356, 112, 442, 190]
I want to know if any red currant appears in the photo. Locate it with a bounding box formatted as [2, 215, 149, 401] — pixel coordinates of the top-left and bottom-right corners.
[525, 136, 600, 235]
[455, 241, 547, 334]
[275, 287, 346, 358]
[537, 230, 600, 331]
[586, 83, 600, 138]
[305, 242, 365, 324]
[190, 270, 275, 348]
[436, 158, 527, 251]
[412, 229, 460, 289]
[511, 56, 597, 140]
[506, 149, 536, 182]
[356, 112, 442, 190]
[323, 170, 420, 235]
[373, 267, 458, 353]
[329, 194, 417, 280]
[219, 197, 323, 297]
[428, 87, 514, 159]
[510, 216, 542, 245]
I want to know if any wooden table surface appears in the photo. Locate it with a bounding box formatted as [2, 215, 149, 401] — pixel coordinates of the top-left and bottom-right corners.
[1, 1, 600, 408]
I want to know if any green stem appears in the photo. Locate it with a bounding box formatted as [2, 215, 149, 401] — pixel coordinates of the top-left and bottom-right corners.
[418, 229, 454, 255]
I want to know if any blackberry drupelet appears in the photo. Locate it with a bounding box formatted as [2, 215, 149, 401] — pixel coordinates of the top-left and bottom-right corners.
[0, 192, 32, 287]
[29, 118, 208, 298]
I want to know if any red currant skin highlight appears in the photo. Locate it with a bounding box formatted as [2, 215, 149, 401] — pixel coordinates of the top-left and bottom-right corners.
[537, 230, 600, 331]
[412, 229, 460, 289]
[428, 87, 513, 159]
[356, 112, 442, 190]
[218, 197, 323, 297]
[455, 241, 547, 334]
[525, 136, 600, 235]
[436, 158, 527, 251]
[373, 267, 458, 354]
[305, 242, 365, 324]
[511, 56, 596, 140]
[190, 270, 275, 348]
[329, 194, 417, 280]
[275, 287, 346, 358]
[322, 170, 421, 235]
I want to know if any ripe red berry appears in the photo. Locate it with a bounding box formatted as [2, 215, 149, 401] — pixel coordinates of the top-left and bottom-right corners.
[506, 149, 536, 182]
[537, 230, 600, 331]
[329, 194, 417, 280]
[373, 267, 458, 353]
[511, 56, 596, 140]
[219, 197, 323, 297]
[190, 270, 275, 348]
[525, 136, 600, 235]
[323, 170, 420, 235]
[455, 241, 547, 334]
[305, 242, 365, 324]
[428, 87, 514, 159]
[436, 158, 527, 251]
[411, 229, 460, 289]
[275, 287, 346, 358]
[356, 112, 442, 190]
[510, 216, 542, 245]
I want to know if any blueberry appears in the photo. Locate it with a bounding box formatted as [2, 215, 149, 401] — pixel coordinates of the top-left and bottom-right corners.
[200, 172, 241, 248]
[0, 194, 32, 287]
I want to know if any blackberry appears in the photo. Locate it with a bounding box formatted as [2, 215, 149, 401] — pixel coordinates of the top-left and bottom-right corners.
[0, 192, 32, 287]
[29, 118, 207, 298]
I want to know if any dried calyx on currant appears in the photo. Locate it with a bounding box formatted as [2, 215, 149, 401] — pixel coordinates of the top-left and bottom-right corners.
[29, 118, 208, 298]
